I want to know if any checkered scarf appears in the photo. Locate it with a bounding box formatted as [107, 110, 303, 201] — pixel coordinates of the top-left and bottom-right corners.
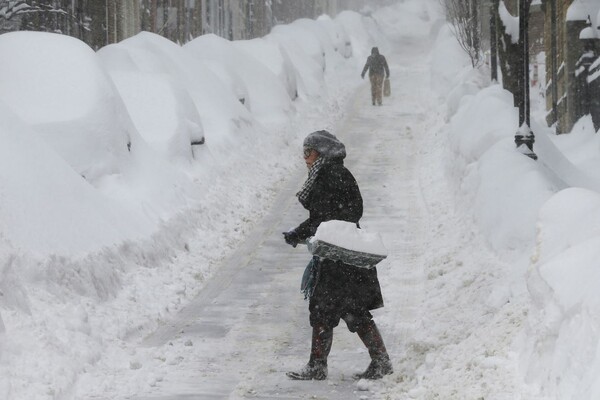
[296, 157, 327, 206]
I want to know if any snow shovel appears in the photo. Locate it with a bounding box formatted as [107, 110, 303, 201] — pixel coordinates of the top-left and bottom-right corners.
[306, 220, 388, 269]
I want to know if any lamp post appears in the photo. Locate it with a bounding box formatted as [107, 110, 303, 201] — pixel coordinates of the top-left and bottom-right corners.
[490, 0, 499, 82]
[514, 0, 538, 160]
[550, 0, 558, 129]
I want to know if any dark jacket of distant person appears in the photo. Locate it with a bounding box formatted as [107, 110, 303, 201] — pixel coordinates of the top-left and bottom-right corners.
[361, 47, 390, 78]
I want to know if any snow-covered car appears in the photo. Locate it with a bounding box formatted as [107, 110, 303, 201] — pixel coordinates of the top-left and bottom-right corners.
[232, 37, 299, 101]
[317, 14, 353, 59]
[0, 31, 133, 181]
[98, 33, 207, 162]
[265, 29, 325, 100]
[184, 34, 294, 127]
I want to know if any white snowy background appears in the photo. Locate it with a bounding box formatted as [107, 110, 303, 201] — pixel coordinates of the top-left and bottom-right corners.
[1, 0, 600, 399]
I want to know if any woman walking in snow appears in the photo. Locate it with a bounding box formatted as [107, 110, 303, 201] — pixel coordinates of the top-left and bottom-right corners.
[282, 130, 393, 381]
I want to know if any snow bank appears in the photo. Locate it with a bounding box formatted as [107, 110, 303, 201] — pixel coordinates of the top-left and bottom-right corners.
[317, 14, 352, 59]
[0, 104, 151, 257]
[97, 33, 205, 163]
[272, 20, 327, 73]
[99, 31, 258, 162]
[0, 31, 132, 181]
[0, 9, 387, 400]
[448, 85, 517, 161]
[430, 24, 474, 100]
[434, 8, 600, 398]
[335, 10, 380, 70]
[443, 78, 557, 257]
[519, 118, 600, 399]
[183, 33, 293, 127]
[232, 37, 299, 101]
[265, 28, 326, 100]
[546, 116, 600, 178]
[522, 187, 600, 399]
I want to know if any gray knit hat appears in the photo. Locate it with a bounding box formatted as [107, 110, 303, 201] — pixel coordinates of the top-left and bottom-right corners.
[303, 130, 346, 159]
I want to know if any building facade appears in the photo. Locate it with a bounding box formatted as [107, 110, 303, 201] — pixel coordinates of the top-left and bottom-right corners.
[0, 0, 341, 45]
[541, 0, 600, 133]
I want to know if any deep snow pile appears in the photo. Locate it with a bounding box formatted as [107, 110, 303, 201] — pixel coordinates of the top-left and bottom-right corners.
[0, 11, 386, 400]
[422, 15, 600, 400]
[3, 0, 600, 398]
[336, 2, 600, 398]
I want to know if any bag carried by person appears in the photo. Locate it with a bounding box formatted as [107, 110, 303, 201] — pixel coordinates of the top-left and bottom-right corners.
[301, 257, 319, 299]
[384, 78, 391, 97]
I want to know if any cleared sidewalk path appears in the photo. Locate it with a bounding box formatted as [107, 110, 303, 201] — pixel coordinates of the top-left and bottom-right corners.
[80, 31, 525, 399]
[128, 37, 435, 399]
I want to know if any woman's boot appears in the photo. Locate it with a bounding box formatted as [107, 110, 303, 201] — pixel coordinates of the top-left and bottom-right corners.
[354, 320, 393, 380]
[287, 325, 333, 380]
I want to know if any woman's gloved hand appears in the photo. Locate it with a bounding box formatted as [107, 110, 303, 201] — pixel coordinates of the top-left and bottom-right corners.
[282, 231, 300, 248]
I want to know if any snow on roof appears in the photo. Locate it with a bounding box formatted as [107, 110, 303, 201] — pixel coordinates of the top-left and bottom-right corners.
[580, 26, 597, 39]
[567, 0, 600, 25]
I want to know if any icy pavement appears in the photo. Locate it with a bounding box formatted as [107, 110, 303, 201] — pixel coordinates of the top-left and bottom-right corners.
[72, 33, 532, 400]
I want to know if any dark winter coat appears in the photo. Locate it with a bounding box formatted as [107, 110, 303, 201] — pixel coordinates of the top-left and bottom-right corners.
[293, 159, 384, 322]
[361, 48, 390, 78]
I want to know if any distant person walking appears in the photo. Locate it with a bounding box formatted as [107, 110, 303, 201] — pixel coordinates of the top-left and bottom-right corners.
[361, 47, 390, 106]
[282, 130, 393, 381]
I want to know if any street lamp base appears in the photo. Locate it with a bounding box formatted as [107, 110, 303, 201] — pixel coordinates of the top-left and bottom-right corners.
[515, 126, 537, 161]
[516, 143, 538, 160]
